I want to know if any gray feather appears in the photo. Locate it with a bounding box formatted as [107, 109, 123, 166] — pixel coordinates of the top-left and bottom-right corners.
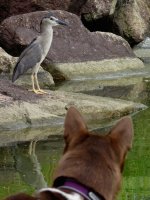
[12, 38, 42, 82]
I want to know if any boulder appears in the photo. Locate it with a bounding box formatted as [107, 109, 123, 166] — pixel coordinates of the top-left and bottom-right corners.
[0, 10, 144, 81]
[82, 0, 117, 19]
[0, 47, 17, 74]
[114, 0, 150, 44]
[0, 10, 133, 57]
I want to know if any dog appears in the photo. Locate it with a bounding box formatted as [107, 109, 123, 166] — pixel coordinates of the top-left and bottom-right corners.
[4, 106, 133, 200]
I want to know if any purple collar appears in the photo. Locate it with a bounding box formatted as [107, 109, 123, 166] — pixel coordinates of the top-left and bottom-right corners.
[58, 179, 104, 200]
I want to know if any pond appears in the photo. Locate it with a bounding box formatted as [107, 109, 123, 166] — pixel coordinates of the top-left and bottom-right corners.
[0, 66, 150, 199]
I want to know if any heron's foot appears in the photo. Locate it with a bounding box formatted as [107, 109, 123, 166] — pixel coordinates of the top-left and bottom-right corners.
[28, 89, 47, 94]
[38, 89, 48, 94]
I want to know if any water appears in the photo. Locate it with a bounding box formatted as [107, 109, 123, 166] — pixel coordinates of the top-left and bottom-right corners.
[0, 136, 64, 197]
[119, 108, 150, 199]
[0, 65, 150, 199]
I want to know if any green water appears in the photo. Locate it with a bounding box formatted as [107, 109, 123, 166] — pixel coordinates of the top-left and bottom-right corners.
[118, 108, 150, 200]
[0, 108, 150, 199]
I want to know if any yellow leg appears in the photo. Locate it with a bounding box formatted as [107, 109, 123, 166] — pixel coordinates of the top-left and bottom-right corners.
[29, 75, 43, 94]
[34, 74, 48, 94]
[29, 140, 37, 155]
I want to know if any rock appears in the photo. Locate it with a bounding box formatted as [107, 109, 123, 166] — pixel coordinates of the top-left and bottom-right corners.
[81, 0, 150, 45]
[0, 11, 134, 57]
[0, 10, 144, 81]
[56, 72, 148, 103]
[13, 67, 55, 89]
[0, 47, 17, 74]
[0, 0, 69, 23]
[113, 0, 150, 44]
[0, 0, 117, 22]
[0, 0, 118, 23]
[133, 37, 150, 63]
[0, 0, 86, 23]
[82, 0, 117, 19]
[0, 0, 150, 46]
[0, 90, 147, 131]
[44, 57, 144, 80]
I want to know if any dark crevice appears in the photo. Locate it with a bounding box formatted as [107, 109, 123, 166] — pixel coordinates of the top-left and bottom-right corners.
[81, 14, 120, 34]
[80, 14, 137, 46]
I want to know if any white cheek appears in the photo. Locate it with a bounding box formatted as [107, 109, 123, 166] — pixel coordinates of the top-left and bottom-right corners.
[52, 21, 58, 26]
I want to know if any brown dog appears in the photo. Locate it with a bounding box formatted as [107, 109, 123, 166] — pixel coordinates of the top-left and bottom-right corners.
[4, 106, 133, 200]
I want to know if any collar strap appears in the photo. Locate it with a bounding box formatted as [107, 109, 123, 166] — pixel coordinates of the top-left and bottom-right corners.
[58, 179, 104, 200]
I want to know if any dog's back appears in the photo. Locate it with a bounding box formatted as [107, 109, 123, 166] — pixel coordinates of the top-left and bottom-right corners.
[4, 107, 133, 200]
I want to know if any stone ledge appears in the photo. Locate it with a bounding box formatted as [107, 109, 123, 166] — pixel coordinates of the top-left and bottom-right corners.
[0, 91, 147, 131]
[45, 57, 144, 80]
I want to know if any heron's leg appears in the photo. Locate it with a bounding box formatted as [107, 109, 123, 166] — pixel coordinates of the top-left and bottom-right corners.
[34, 73, 48, 94]
[29, 140, 37, 155]
[30, 74, 42, 94]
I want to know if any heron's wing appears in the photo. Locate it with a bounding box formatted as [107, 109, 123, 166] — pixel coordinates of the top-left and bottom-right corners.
[12, 37, 43, 82]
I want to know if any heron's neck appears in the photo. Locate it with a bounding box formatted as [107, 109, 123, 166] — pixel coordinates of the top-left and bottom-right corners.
[40, 24, 53, 37]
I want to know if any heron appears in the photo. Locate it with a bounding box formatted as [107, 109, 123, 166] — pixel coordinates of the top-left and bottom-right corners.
[12, 13, 68, 94]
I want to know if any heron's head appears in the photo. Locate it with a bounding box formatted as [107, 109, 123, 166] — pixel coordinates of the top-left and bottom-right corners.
[41, 13, 68, 27]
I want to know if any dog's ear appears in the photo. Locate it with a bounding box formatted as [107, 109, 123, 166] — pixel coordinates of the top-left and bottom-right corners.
[109, 117, 133, 151]
[64, 106, 88, 145]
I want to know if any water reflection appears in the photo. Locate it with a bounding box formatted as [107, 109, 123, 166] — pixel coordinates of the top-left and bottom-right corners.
[55, 67, 150, 106]
[0, 136, 63, 198]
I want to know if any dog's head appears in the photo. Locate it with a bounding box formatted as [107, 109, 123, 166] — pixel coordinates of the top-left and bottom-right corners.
[53, 106, 133, 200]
[4, 107, 133, 200]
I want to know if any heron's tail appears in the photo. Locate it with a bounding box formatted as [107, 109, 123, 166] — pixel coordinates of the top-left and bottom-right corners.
[12, 64, 20, 82]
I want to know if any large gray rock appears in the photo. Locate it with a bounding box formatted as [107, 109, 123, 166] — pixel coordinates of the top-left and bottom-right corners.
[82, 0, 150, 44]
[0, 10, 134, 58]
[0, 10, 144, 81]
[114, 0, 150, 43]
[82, 0, 117, 19]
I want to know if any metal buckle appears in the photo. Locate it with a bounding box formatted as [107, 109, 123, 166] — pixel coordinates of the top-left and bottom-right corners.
[89, 192, 102, 200]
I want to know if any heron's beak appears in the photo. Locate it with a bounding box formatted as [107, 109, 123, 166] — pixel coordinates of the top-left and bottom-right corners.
[56, 19, 68, 26]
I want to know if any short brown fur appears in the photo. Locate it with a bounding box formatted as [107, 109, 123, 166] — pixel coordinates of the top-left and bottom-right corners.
[3, 106, 133, 200]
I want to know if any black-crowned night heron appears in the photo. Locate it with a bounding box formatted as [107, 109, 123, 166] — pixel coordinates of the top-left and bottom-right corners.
[12, 13, 67, 94]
